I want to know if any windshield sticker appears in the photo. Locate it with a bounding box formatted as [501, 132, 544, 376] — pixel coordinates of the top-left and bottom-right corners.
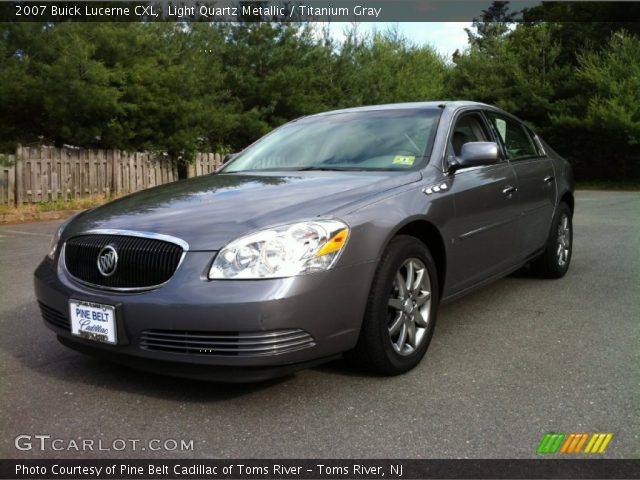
[393, 155, 415, 166]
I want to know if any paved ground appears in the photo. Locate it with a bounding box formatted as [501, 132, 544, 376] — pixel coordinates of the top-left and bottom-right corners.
[0, 191, 638, 459]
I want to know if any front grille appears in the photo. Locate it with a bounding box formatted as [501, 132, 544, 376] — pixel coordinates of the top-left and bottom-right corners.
[64, 234, 184, 290]
[140, 329, 316, 356]
[38, 302, 70, 330]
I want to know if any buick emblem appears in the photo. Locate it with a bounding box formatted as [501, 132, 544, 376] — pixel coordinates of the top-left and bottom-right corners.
[97, 245, 118, 277]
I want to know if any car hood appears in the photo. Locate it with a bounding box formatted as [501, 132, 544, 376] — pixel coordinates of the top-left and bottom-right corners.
[65, 170, 421, 250]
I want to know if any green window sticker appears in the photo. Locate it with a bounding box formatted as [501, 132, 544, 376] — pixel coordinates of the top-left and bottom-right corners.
[392, 155, 415, 166]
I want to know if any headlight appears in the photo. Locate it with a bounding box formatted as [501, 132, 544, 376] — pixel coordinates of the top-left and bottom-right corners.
[209, 220, 350, 279]
[47, 218, 73, 260]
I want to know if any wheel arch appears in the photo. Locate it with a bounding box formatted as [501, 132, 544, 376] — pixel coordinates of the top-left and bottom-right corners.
[560, 190, 574, 214]
[386, 217, 447, 295]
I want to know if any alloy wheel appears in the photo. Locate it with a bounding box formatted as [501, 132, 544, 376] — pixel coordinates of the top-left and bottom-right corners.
[557, 214, 571, 267]
[387, 258, 432, 356]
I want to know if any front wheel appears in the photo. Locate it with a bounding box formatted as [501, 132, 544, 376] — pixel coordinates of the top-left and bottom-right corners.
[531, 202, 573, 278]
[350, 235, 439, 375]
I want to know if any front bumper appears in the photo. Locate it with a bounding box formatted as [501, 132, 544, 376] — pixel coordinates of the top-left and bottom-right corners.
[34, 251, 377, 381]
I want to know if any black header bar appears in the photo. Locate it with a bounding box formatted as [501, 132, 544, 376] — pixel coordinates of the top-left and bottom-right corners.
[2, 1, 640, 22]
[2, 459, 640, 479]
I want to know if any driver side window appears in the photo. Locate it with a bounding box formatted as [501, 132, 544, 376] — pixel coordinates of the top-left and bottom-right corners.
[485, 112, 539, 161]
[447, 113, 492, 158]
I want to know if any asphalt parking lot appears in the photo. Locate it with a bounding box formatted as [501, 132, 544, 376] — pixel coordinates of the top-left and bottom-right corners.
[0, 190, 638, 459]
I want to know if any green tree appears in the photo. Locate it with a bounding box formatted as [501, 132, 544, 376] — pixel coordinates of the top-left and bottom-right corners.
[522, 2, 640, 65]
[0, 24, 48, 150]
[449, 23, 562, 128]
[335, 26, 447, 106]
[1, 16, 638, 182]
[550, 32, 640, 179]
[0, 23, 233, 167]
[218, 22, 337, 147]
[464, 1, 516, 54]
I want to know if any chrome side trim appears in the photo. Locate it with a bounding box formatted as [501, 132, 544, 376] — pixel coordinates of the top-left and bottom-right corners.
[458, 216, 519, 241]
[61, 230, 189, 293]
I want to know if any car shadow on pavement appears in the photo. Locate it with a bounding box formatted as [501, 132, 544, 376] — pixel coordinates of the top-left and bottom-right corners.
[2, 302, 290, 402]
[4, 271, 543, 394]
[312, 269, 542, 379]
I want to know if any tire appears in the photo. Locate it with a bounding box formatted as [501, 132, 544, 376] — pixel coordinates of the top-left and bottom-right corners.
[531, 202, 573, 279]
[349, 235, 439, 375]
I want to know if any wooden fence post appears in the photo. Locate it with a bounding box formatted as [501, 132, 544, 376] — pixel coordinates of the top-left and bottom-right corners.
[187, 154, 196, 178]
[0, 152, 16, 206]
[9, 154, 16, 206]
[15, 144, 23, 205]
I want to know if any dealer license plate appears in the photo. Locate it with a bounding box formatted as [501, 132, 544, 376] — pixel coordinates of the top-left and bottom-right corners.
[69, 300, 117, 345]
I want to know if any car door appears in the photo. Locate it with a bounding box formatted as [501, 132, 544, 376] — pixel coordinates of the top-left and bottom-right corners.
[484, 111, 557, 258]
[445, 111, 522, 294]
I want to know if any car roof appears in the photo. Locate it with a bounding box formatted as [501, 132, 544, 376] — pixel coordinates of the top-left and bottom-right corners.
[309, 101, 495, 117]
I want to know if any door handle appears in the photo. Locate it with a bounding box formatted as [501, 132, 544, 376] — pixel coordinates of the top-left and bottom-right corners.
[502, 186, 517, 195]
[544, 175, 554, 183]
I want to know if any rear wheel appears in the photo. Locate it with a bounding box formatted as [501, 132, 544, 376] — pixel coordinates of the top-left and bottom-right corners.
[350, 236, 439, 375]
[531, 202, 573, 278]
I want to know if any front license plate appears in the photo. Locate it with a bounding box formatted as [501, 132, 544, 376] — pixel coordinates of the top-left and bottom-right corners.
[69, 300, 117, 345]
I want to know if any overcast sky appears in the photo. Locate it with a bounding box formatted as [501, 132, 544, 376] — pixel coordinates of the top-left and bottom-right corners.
[326, 22, 472, 59]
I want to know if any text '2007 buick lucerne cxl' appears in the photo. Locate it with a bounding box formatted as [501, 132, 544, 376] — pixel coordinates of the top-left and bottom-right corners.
[34, 101, 575, 382]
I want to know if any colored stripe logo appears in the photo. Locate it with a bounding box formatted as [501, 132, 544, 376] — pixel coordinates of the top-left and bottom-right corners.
[584, 433, 614, 453]
[537, 433, 613, 454]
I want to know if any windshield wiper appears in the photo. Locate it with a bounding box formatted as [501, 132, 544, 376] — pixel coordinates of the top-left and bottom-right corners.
[295, 166, 368, 171]
[220, 166, 375, 173]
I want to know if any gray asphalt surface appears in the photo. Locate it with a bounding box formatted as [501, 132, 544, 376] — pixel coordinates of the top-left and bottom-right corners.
[0, 190, 638, 459]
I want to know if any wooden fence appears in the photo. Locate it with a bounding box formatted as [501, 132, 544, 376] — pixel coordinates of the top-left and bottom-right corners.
[0, 146, 224, 205]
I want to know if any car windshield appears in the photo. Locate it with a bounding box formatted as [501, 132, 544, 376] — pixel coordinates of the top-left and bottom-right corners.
[221, 109, 441, 173]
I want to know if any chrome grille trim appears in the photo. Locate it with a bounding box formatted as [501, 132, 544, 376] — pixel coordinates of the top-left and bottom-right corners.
[78, 229, 190, 251]
[140, 329, 316, 356]
[63, 229, 188, 292]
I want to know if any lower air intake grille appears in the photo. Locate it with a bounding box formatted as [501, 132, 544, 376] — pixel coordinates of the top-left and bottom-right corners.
[140, 329, 315, 356]
[38, 302, 70, 330]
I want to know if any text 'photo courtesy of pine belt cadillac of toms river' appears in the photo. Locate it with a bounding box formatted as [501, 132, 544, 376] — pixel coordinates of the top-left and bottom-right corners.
[34, 101, 575, 382]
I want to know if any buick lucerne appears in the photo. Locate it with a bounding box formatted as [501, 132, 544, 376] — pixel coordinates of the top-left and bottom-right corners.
[34, 101, 574, 381]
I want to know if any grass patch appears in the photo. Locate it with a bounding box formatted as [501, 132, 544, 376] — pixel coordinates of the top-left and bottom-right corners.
[577, 180, 640, 191]
[0, 195, 112, 220]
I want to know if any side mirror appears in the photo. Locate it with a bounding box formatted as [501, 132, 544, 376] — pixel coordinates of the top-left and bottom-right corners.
[450, 142, 499, 171]
[222, 153, 237, 165]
